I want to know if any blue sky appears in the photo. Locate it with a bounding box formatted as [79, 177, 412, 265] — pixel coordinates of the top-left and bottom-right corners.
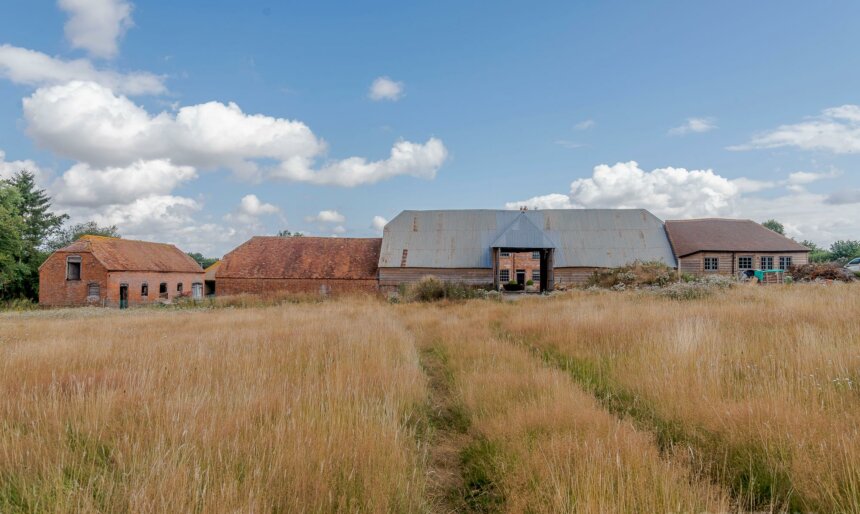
[1, 0, 859, 256]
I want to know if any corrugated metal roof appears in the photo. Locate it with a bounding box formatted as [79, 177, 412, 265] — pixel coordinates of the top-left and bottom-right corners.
[379, 209, 677, 268]
[48, 235, 203, 273]
[665, 218, 810, 256]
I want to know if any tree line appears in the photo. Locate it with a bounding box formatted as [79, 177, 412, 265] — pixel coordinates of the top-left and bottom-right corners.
[1, 170, 217, 302]
[762, 219, 859, 264]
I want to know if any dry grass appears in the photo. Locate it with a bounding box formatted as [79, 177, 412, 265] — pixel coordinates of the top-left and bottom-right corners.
[1, 284, 858, 512]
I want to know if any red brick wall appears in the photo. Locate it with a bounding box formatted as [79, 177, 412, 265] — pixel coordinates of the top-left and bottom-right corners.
[39, 251, 109, 307]
[498, 251, 541, 283]
[39, 250, 204, 307]
[218, 278, 379, 296]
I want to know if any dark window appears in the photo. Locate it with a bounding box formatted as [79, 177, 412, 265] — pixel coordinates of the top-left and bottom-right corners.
[177, 283, 183, 293]
[532, 269, 540, 282]
[500, 269, 510, 282]
[738, 256, 753, 269]
[159, 282, 167, 298]
[87, 282, 99, 297]
[66, 256, 81, 280]
[760, 256, 774, 269]
[532, 251, 540, 259]
[500, 251, 510, 257]
[704, 257, 719, 271]
[141, 283, 148, 297]
[779, 256, 793, 270]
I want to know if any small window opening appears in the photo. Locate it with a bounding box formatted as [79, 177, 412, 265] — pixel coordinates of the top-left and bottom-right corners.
[500, 251, 510, 257]
[500, 269, 510, 282]
[159, 282, 167, 299]
[177, 283, 183, 294]
[531, 251, 540, 259]
[400, 249, 408, 267]
[87, 282, 99, 298]
[704, 257, 719, 271]
[66, 256, 82, 281]
[141, 283, 148, 297]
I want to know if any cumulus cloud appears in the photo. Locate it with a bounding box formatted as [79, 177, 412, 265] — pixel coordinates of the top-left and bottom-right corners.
[371, 215, 388, 233]
[668, 117, 717, 136]
[505, 161, 859, 246]
[274, 137, 448, 186]
[730, 105, 860, 153]
[222, 194, 282, 229]
[0, 149, 47, 182]
[58, 0, 133, 59]
[51, 159, 196, 207]
[575, 119, 595, 130]
[0, 45, 164, 95]
[368, 76, 404, 101]
[306, 210, 345, 224]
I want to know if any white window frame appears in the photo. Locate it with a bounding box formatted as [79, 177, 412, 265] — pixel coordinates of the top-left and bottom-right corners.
[66, 255, 82, 281]
[760, 256, 774, 270]
[779, 256, 793, 270]
[500, 251, 510, 258]
[704, 257, 719, 271]
[738, 256, 753, 270]
[499, 269, 510, 282]
[531, 269, 541, 282]
[531, 251, 540, 259]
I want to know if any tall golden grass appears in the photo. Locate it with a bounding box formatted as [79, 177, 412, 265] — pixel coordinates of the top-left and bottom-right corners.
[1, 284, 857, 512]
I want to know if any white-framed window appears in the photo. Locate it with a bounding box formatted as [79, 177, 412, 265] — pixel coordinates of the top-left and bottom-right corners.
[66, 255, 82, 280]
[531, 251, 540, 259]
[760, 256, 774, 270]
[738, 256, 753, 269]
[531, 269, 540, 282]
[779, 256, 793, 270]
[499, 269, 510, 282]
[500, 251, 510, 257]
[704, 257, 719, 271]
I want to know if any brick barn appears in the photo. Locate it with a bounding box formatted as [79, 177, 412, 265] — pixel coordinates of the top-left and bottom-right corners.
[665, 218, 810, 277]
[216, 236, 381, 296]
[378, 209, 677, 291]
[39, 235, 205, 308]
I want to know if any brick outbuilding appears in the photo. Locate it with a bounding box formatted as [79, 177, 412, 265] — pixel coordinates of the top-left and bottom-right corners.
[39, 235, 204, 308]
[216, 236, 381, 296]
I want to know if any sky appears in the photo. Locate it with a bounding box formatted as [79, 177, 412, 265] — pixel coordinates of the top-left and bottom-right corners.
[1, 0, 859, 257]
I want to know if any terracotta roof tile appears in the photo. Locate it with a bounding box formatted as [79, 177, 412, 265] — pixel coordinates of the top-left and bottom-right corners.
[218, 237, 381, 280]
[665, 219, 810, 257]
[54, 235, 203, 273]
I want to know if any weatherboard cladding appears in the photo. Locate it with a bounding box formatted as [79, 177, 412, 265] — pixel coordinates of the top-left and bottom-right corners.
[379, 209, 676, 269]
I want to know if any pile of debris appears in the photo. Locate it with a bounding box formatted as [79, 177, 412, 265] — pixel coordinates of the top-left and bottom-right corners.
[789, 263, 857, 283]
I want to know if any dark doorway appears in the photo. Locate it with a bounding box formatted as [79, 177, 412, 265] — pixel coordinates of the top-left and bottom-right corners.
[119, 284, 128, 309]
[516, 269, 526, 285]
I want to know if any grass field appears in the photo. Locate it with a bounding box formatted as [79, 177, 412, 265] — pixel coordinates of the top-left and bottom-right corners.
[1, 284, 858, 513]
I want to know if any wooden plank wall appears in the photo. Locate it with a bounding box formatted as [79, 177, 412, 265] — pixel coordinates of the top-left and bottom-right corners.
[679, 251, 809, 276]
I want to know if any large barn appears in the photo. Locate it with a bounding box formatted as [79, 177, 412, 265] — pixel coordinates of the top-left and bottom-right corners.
[216, 236, 381, 296]
[665, 218, 810, 276]
[378, 209, 677, 291]
[39, 235, 205, 308]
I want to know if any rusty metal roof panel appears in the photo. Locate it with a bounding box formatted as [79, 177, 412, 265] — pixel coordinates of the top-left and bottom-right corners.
[379, 209, 676, 268]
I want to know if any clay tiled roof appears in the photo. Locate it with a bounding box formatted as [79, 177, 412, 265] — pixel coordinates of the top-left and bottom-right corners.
[204, 260, 221, 280]
[53, 235, 203, 273]
[665, 219, 810, 257]
[218, 236, 381, 280]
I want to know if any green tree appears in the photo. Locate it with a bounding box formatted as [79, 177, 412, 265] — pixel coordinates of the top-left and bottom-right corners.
[762, 219, 785, 235]
[4, 171, 67, 299]
[277, 229, 304, 237]
[187, 252, 218, 269]
[0, 183, 27, 298]
[828, 240, 860, 263]
[48, 221, 121, 252]
[799, 240, 819, 252]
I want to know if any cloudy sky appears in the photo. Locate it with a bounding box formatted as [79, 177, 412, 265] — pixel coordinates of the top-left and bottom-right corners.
[1, 1, 859, 256]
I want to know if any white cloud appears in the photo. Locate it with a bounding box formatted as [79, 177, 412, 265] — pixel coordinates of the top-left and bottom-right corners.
[332, 225, 346, 234]
[306, 210, 345, 224]
[730, 105, 860, 153]
[368, 76, 404, 101]
[58, 0, 133, 59]
[786, 170, 841, 185]
[274, 137, 448, 187]
[371, 215, 387, 233]
[575, 119, 595, 130]
[23, 81, 446, 186]
[505, 161, 860, 246]
[554, 140, 586, 149]
[668, 117, 717, 136]
[238, 194, 279, 216]
[0, 45, 164, 95]
[51, 159, 196, 207]
[0, 149, 47, 182]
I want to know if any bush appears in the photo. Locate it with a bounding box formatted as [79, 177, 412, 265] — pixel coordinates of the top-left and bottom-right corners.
[0, 298, 38, 311]
[404, 276, 488, 302]
[587, 261, 676, 289]
[526, 279, 534, 286]
[789, 263, 856, 283]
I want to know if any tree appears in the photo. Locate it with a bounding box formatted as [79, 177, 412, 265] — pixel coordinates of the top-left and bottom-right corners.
[277, 229, 304, 237]
[4, 171, 67, 299]
[828, 240, 860, 263]
[799, 240, 820, 252]
[0, 182, 27, 298]
[762, 219, 784, 235]
[48, 221, 121, 252]
[187, 252, 218, 269]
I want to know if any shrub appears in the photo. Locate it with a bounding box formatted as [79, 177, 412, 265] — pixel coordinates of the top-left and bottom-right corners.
[588, 261, 676, 289]
[0, 298, 38, 311]
[526, 279, 534, 286]
[404, 276, 488, 302]
[789, 263, 856, 282]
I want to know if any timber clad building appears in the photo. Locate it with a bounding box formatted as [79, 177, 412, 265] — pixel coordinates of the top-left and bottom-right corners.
[665, 219, 810, 276]
[39, 235, 204, 308]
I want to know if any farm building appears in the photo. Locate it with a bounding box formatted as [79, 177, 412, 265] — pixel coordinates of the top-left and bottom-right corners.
[204, 260, 220, 296]
[377, 209, 677, 291]
[665, 218, 810, 276]
[39, 235, 204, 308]
[216, 236, 381, 296]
